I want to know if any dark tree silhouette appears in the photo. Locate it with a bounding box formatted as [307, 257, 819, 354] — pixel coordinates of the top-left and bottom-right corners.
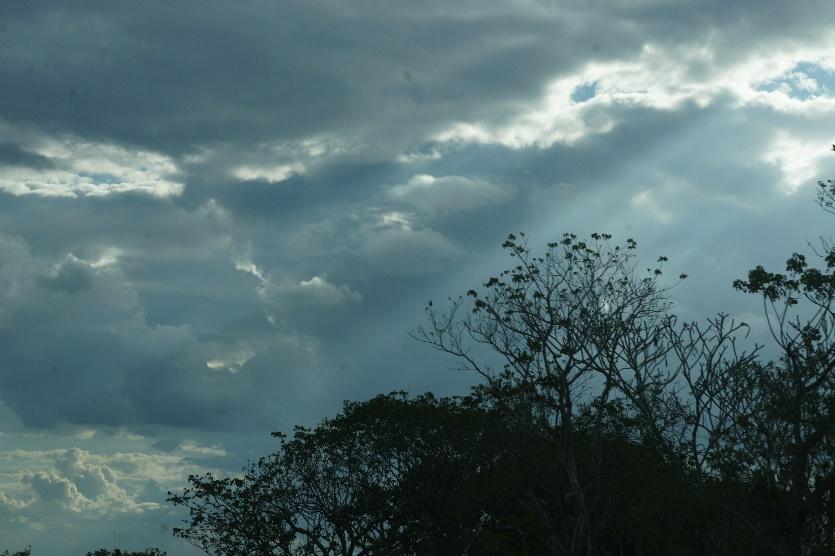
[415, 233, 762, 555]
[818, 178, 835, 215]
[733, 202, 835, 554]
[169, 393, 519, 555]
[0, 548, 31, 556]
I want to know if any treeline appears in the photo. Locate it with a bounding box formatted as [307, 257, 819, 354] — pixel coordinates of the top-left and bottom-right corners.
[168, 180, 835, 555]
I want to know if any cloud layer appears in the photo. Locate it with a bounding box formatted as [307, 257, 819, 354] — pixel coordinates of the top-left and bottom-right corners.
[1, 0, 835, 553]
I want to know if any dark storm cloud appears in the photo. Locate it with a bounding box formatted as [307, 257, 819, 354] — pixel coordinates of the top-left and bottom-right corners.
[0, 142, 54, 169]
[1, 0, 538, 154]
[0, 0, 825, 161]
[0, 0, 832, 431]
[0, 193, 327, 431]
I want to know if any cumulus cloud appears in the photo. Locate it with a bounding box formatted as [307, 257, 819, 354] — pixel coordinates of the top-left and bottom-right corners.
[0, 233, 323, 430]
[0, 446, 210, 524]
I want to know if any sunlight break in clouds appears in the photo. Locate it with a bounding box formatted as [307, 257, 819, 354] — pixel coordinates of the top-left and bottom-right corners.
[231, 163, 305, 183]
[387, 174, 512, 214]
[0, 123, 182, 198]
[762, 131, 834, 193]
[433, 42, 835, 150]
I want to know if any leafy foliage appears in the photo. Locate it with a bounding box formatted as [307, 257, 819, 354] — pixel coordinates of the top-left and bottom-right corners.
[818, 178, 835, 215]
[170, 393, 509, 555]
[733, 240, 835, 553]
[0, 548, 31, 556]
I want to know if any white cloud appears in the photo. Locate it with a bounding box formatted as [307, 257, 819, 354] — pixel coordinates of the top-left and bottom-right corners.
[396, 148, 442, 163]
[387, 174, 512, 214]
[631, 189, 674, 224]
[178, 441, 227, 458]
[433, 41, 835, 150]
[206, 349, 256, 373]
[0, 447, 202, 518]
[256, 274, 362, 325]
[28, 471, 93, 512]
[220, 135, 356, 183]
[377, 210, 414, 229]
[231, 163, 304, 183]
[762, 131, 832, 193]
[295, 275, 363, 304]
[0, 122, 183, 198]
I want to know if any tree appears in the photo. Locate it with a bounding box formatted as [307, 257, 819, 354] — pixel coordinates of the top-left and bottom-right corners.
[169, 393, 512, 555]
[414, 233, 757, 555]
[817, 178, 835, 215]
[0, 548, 31, 556]
[733, 223, 835, 554]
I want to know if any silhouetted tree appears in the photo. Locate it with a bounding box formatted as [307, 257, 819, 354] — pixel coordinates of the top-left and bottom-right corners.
[733, 225, 835, 554]
[169, 393, 519, 555]
[818, 178, 835, 215]
[415, 233, 758, 555]
[0, 548, 31, 556]
[168, 388, 785, 555]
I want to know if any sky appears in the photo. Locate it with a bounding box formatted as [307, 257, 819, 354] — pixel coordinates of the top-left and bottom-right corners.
[0, 1, 834, 553]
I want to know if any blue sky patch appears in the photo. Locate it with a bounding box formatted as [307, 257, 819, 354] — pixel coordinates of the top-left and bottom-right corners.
[756, 62, 835, 100]
[571, 81, 598, 103]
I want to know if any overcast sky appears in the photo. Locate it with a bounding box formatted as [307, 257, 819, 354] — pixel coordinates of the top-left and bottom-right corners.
[1, 1, 834, 553]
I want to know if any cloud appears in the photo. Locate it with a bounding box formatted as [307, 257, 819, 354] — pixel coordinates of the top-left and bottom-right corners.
[39, 254, 95, 293]
[260, 274, 363, 309]
[387, 174, 512, 214]
[232, 163, 305, 183]
[0, 233, 323, 430]
[0, 121, 182, 198]
[177, 441, 227, 458]
[761, 131, 834, 193]
[433, 42, 835, 150]
[28, 471, 91, 512]
[233, 256, 362, 332]
[358, 218, 466, 275]
[0, 446, 212, 524]
[2, 2, 835, 553]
